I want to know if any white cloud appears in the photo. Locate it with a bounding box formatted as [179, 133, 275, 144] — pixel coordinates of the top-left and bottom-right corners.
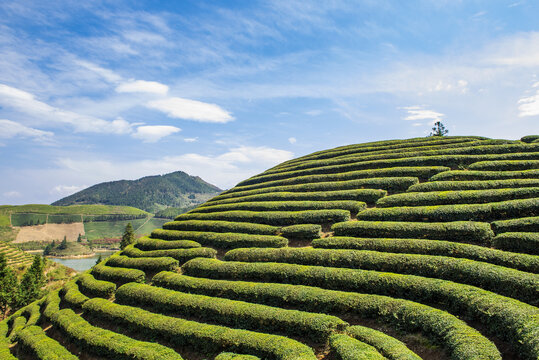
[132, 125, 181, 143]
[518, 91, 539, 117]
[402, 106, 444, 122]
[305, 110, 322, 116]
[146, 97, 234, 123]
[183, 137, 198, 142]
[288, 137, 297, 144]
[0, 84, 135, 134]
[116, 80, 169, 95]
[50, 185, 87, 197]
[3, 191, 21, 198]
[0, 119, 53, 141]
[74, 60, 122, 83]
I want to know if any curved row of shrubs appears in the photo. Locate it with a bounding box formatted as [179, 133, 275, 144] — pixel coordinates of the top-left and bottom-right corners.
[176, 209, 351, 226]
[204, 189, 387, 206]
[280, 224, 322, 240]
[240, 153, 538, 187]
[153, 273, 501, 360]
[91, 262, 146, 284]
[83, 297, 317, 360]
[357, 198, 539, 222]
[15, 325, 78, 360]
[224, 248, 538, 304]
[60, 281, 90, 308]
[329, 334, 384, 360]
[408, 179, 539, 193]
[267, 142, 538, 176]
[218, 177, 418, 200]
[106, 254, 178, 273]
[346, 326, 421, 360]
[122, 245, 217, 264]
[189, 200, 366, 215]
[229, 167, 446, 193]
[311, 237, 539, 273]
[377, 187, 539, 207]
[163, 220, 279, 235]
[116, 282, 347, 342]
[151, 229, 288, 249]
[42, 291, 183, 360]
[468, 160, 539, 171]
[0, 321, 16, 360]
[215, 353, 260, 360]
[77, 273, 117, 299]
[331, 220, 494, 243]
[429, 169, 539, 181]
[492, 232, 539, 255]
[491, 216, 539, 233]
[135, 237, 201, 250]
[181, 258, 539, 359]
[268, 137, 484, 169]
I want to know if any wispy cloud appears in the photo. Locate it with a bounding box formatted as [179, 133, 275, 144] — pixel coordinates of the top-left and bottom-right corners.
[402, 106, 444, 122]
[131, 125, 181, 143]
[50, 184, 87, 197]
[116, 80, 169, 95]
[288, 137, 297, 144]
[0, 119, 53, 142]
[146, 97, 234, 123]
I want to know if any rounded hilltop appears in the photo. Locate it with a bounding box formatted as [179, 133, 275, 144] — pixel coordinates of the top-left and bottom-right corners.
[1, 135, 538, 360]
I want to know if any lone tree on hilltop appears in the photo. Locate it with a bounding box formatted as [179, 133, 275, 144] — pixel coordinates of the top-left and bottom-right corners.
[430, 121, 449, 136]
[121, 223, 135, 250]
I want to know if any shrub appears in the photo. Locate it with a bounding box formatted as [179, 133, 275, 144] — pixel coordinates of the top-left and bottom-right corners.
[492, 232, 539, 255]
[280, 224, 322, 241]
[329, 334, 385, 360]
[21, 300, 42, 327]
[153, 273, 500, 360]
[83, 298, 317, 360]
[215, 353, 260, 360]
[43, 296, 183, 360]
[229, 167, 446, 193]
[116, 282, 347, 342]
[163, 220, 279, 235]
[181, 258, 537, 359]
[357, 198, 539, 222]
[205, 189, 387, 206]
[136, 237, 201, 250]
[217, 178, 417, 201]
[175, 210, 351, 227]
[377, 187, 539, 207]
[331, 220, 493, 243]
[346, 326, 421, 360]
[60, 281, 89, 308]
[91, 262, 145, 284]
[190, 200, 366, 215]
[15, 325, 78, 360]
[491, 216, 539, 234]
[151, 229, 287, 249]
[407, 178, 539, 192]
[106, 255, 178, 272]
[0, 320, 16, 360]
[521, 135, 539, 143]
[77, 273, 116, 299]
[225, 247, 538, 304]
[468, 160, 539, 171]
[122, 245, 216, 264]
[429, 169, 539, 181]
[311, 237, 539, 273]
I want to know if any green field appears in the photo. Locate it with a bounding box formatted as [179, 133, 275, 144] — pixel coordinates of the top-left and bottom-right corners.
[84, 217, 168, 241]
[2, 135, 539, 360]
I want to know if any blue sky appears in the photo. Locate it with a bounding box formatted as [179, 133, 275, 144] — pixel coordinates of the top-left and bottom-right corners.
[1, 1, 538, 205]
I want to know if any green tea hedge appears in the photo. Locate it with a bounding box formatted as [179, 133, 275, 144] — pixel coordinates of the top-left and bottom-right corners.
[429, 169, 539, 181]
[491, 216, 539, 233]
[331, 220, 493, 243]
[136, 237, 201, 250]
[492, 232, 539, 255]
[122, 245, 216, 264]
[163, 220, 279, 235]
[468, 160, 539, 171]
[190, 200, 366, 214]
[311, 237, 539, 273]
[15, 325, 78, 360]
[151, 229, 287, 249]
[215, 353, 260, 360]
[280, 224, 322, 241]
[153, 273, 500, 360]
[92, 262, 146, 284]
[329, 334, 385, 360]
[77, 273, 116, 299]
[106, 255, 178, 272]
[407, 179, 539, 192]
[116, 282, 347, 342]
[83, 298, 317, 360]
[346, 326, 421, 360]
[225, 248, 538, 304]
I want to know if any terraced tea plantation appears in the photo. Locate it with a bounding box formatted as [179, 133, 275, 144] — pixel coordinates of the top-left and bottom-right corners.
[0, 242, 34, 269]
[1, 136, 538, 360]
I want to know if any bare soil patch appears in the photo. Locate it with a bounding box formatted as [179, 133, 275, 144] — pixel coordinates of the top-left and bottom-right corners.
[13, 223, 85, 243]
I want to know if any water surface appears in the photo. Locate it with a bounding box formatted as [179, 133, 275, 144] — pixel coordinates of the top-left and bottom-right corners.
[49, 251, 116, 272]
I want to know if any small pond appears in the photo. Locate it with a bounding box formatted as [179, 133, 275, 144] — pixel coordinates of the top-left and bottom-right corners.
[48, 251, 116, 272]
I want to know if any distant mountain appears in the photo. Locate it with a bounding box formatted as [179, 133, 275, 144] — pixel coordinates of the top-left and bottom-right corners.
[52, 171, 222, 213]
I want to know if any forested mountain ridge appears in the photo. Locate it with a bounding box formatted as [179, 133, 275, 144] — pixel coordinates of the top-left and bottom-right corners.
[52, 171, 222, 213]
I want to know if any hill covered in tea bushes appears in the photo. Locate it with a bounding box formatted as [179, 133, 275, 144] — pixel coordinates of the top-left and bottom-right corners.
[1, 135, 538, 360]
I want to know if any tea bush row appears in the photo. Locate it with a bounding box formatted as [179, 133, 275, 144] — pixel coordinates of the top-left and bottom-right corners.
[407, 178, 539, 192]
[189, 200, 366, 214]
[163, 220, 279, 235]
